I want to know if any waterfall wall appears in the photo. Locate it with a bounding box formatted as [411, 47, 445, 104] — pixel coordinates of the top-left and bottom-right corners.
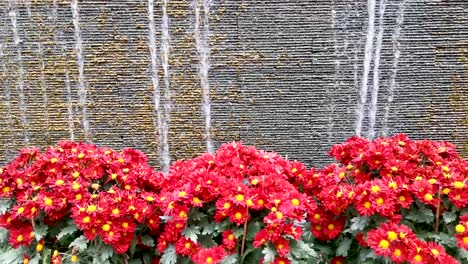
[0, 0, 466, 168]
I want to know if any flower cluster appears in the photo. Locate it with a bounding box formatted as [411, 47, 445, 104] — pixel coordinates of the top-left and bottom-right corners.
[0, 141, 164, 256]
[366, 222, 458, 263]
[156, 142, 315, 264]
[455, 214, 468, 250]
[0, 134, 466, 264]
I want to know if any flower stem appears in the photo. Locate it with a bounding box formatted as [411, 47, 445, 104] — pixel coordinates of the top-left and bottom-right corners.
[434, 186, 442, 233]
[241, 208, 249, 256]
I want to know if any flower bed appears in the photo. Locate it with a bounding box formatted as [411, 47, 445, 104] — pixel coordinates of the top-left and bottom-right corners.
[0, 134, 466, 264]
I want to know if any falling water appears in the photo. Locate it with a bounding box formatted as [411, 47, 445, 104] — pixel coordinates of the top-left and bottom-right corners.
[38, 43, 51, 141]
[71, 0, 90, 141]
[328, 3, 338, 143]
[64, 65, 75, 141]
[8, 0, 30, 145]
[355, 0, 376, 137]
[368, 0, 386, 139]
[193, 0, 214, 153]
[147, 0, 165, 171]
[0, 43, 14, 159]
[160, 0, 171, 173]
[383, 0, 406, 136]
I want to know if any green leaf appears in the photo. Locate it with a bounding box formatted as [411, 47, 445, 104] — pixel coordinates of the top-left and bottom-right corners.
[198, 235, 217, 248]
[0, 199, 12, 214]
[34, 225, 48, 240]
[261, 246, 276, 264]
[189, 208, 207, 222]
[141, 235, 155, 247]
[201, 222, 218, 236]
[98, 244, 114, 262]
[129, 260, 143, 264]
[0, 228, 9, 244]
[442, 211, 457, 224]
[233, 227, 244, 238]
[359, 248, 377, 262]
[160, 245, 177, 264]
[221, 254, 238, 264]
[41, 248, 51, 264]
[458, 248, 468, 262]
[336, 237, 352, 257]
[246, 222, 261, 241]
[28, 254, 40, 264]
[405, 207, 434, 224]
[69, 235, 88, 252]
[0, 247, 25, 264]
[290, 240, 317, 259]
[350, 216, 369, 232]
[182, 226, 200, 243]
[433, 233, 457, 248]
[56, 223, 78, 240]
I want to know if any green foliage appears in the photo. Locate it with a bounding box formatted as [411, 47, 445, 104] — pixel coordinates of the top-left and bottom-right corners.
[56, 222, 78, 240]
[69, 235, 88, 252]
[405, 207, 434, 224]
[336, 237, 352, 257]
[160, 245, 177, 264]
[182, 226, 200, 243]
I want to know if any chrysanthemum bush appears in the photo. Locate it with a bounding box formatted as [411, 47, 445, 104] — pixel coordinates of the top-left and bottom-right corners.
[0, 134, 466, 264]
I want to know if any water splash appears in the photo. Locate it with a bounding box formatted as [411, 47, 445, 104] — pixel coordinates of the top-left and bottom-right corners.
[64, 63, 75, 141]
[368, 0, 387, 139]
[38, 43, 51, 142]
[160, 0, 171, 173]
[71, 0, 90, 141]
[193, 0, 214, 153]
[355, 0, 376, 137]
[383, 0, 406, 136]
[8, 0, 30, 145]
[147, 0, 165, 172]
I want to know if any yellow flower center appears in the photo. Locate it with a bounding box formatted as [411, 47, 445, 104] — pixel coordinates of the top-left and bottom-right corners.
[276, 212, 283, 220]
[431, 249, 439, 255]
[424, 194, 433, 201]
[454, 181, 464, 189]
[291, 199, 299, 206]
[379, 239, 389, 249]
[185, 242, 191, 249]
[376, 198, 384, 205]
[364, 201, 371, 209]
[314, 214, 320, 220]
[328, 224, 335, 230]
[234, 212, 242, 219]
[224, 202, 231, 209]
[102, 224, 111, 232]
[414, 254, 422, 262]
[83, 216, 90, 223]
[179, 191, 187, 198]
[251, 179, 259, 185]
[193, 197, 200, 203]
[206, 257, 213, 264]
[44, 198, 53, 206]
[387, 231, 397, 241]
[87, 205, 97, 212]
[112, 209, 120, 215]
[371, 185, 380, 193]
[235, 194, 244, 202]
[394, 249, 401, 257]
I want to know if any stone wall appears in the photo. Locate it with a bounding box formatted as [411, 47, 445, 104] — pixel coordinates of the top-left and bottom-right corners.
[0, 0, 466, 169]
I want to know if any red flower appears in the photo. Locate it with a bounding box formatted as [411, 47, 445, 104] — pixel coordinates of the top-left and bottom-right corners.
[193, 246, 226, 264]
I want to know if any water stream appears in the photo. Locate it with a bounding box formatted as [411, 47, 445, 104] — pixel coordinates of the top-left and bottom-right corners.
[383, 0, 406, 136]
[160, 0, 171, 173]
[355, 0, 376, 137]
[71, 0, 90, 141]
[8, 0, 29, 145]
[194, 0, 214, 153]
[368, 0, 387, 139]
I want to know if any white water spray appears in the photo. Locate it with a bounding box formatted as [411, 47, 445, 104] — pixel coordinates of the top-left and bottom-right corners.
[355, 0, 376, 137]
[193, 0, 214, 153]
[328, 3, 338, 143]
[368, 0, 386, 139]
[0, 43, 14, 158]
[38, 43, 51, 141]
[383, 0, 406, 136]
[9, 0, 29, 145]
[160, 0, 171, 173]
[71, 0, 90, 141]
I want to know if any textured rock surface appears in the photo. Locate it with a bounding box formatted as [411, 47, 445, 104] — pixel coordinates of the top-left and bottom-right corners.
[0, 0, 466, 169]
